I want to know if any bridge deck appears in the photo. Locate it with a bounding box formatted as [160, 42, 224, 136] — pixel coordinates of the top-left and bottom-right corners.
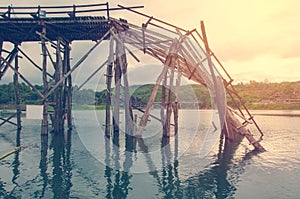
[0, 16, 110, 43]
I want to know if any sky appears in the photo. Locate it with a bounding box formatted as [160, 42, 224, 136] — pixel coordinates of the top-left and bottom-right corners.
[1, 0, 300, 87]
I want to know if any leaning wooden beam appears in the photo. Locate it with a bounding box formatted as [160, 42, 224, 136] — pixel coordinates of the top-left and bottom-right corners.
[76, 60, 108, 91]
[0, 113, 18, 127]
[135, 65, 169, 136]
[118, 40, 134, 135]
[0, 145, 23, 160]
[42, 29, 112, 101]
[226, 109, 265, 152]
[17, 47, 53, 79]
[135, 41, 179, 136]
[0, 48, 17, 79]
[200, 21, 225, 126]
[105, 37, 114, 137]
[2, 57, 45, 98]
[13, 43, 21, 130]
[41, 26, 48, 135]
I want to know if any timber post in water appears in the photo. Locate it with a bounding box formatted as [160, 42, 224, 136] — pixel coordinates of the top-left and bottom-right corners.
[0, 4, 265, 151]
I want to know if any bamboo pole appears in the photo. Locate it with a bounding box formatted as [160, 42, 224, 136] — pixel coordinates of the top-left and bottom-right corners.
[41, 26, 48, 135]
[105, 37, 114, 137]
[13, 43, 21, 130]
[0, 145, 23, 160]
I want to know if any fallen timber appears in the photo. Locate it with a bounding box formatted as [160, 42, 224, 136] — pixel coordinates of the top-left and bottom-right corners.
[0, 4, 265, 151]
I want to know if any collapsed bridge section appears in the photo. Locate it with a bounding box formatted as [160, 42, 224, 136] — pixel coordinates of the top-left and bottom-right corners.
[0, 3, 265, 151]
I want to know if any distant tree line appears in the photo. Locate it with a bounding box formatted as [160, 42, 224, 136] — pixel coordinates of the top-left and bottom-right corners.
[1, 80, 300, 110]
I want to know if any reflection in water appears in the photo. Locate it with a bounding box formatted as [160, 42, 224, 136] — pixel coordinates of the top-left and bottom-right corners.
[104, 133, 134, 199]
[184, 137, 258, 198]
[0, 126, 259, 198]
[50, 130, 73, 199]
[38, 135, 48, 198]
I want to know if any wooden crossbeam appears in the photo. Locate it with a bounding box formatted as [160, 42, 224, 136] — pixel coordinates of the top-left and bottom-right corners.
[0, 113, 18, 127]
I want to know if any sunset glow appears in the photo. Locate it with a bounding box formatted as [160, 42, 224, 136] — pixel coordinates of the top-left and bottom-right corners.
[2, 0, 300, 82]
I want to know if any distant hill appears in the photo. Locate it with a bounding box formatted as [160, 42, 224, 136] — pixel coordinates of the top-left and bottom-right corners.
[1, 81, 300, 110]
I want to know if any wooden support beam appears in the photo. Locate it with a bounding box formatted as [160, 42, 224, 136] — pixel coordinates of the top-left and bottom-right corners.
[65, 44, 72, 130]
[0, 113, 18, 127]
[41, 26, 48, 135]
[160, 69, 167, 132]
[200, 21, 225, 127]
[135, 40, 179, 136]
[164, 67, 175, 137]
[53, 38, 64, 133]
[226, 108, 265, 152]
[117, 39, 134, 135]
[13, 44, 21, 130]
[173, 71, 182, 135]
[0, 48, 17, 80]
[105, 37, 114, 137]
[135, 65, 169, 136]
[76, 60, 108, 91]
[0, 40, 3, 66]
[17, 47, 53, 79]
[113, 40, 122, 134]
[42, 29, 112, 101]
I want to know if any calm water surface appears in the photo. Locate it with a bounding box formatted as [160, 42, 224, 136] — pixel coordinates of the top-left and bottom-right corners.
[0, 110, 300, 199]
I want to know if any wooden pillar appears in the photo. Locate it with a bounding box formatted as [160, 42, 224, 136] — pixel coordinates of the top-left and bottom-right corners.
[41, 26, 48, 135]
[164, 68, 175, 137]
[113, 41, 122, 134]
[118, 41, 134, 135]
[63, 42, 72, 130]
[66, 44, 72, 129]
[173, 72, 181, 135]
[53, 38, 64, 133]
[105, 38, 114, 137]
[13, 44, 21, 130]
[160, 70, 167, 133]
[0, 40, 3, 66]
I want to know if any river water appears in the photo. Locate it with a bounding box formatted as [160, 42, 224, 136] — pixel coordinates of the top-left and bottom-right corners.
[0, 110, 300, 199]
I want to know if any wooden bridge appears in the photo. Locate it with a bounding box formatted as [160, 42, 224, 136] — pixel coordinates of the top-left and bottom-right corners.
[0, 3, 265, 151]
